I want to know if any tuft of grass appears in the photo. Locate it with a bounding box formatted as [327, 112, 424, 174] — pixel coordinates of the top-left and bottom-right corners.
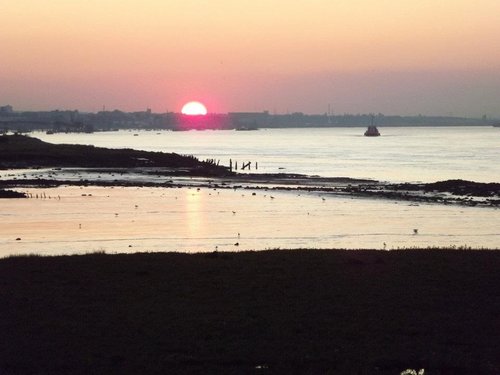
[4, 252, 43, 259]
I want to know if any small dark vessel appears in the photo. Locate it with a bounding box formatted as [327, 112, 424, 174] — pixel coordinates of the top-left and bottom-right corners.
[235, 126, 258, 131]
[364, 126, 380, 136]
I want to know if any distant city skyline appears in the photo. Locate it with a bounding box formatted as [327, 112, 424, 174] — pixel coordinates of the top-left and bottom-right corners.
[0, 102, 496, 120]
[2, 1, 500, 117]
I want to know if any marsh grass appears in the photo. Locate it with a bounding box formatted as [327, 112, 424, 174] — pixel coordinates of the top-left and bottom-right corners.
[1, 249, 499, 374]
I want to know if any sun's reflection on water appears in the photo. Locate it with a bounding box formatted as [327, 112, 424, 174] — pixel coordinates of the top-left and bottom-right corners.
[185, 189, 205, 238]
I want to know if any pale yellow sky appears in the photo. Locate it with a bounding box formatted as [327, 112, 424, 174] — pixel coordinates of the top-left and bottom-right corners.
[1, 0, 500, 115]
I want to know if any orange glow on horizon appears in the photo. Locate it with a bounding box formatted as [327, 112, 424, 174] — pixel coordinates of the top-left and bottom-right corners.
[2, 1, 500, 116]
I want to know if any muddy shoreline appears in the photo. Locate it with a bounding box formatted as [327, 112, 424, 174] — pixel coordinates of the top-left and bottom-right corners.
[2, 171, 499, 207]
[1, 134, 499, 207]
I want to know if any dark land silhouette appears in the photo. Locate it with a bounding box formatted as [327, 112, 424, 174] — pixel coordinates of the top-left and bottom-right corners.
[0, 134, 230, 176]
[1, 250, 499, 374]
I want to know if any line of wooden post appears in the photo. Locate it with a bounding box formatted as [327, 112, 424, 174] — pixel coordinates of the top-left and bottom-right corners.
[27, 192, 61, 200]
[229, 159, 258, 171]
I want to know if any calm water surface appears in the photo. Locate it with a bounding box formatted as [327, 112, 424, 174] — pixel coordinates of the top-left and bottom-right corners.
[1, 186, 498, 256]
[32, 126, 500, 183]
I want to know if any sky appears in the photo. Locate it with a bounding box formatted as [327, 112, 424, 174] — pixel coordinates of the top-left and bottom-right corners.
[1, 0, 500, 117]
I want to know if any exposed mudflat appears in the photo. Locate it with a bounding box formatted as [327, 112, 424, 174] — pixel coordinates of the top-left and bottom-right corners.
[2, 169, 499, 207]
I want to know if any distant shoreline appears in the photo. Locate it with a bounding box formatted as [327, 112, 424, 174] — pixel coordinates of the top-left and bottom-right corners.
[1, 106, 496, 133]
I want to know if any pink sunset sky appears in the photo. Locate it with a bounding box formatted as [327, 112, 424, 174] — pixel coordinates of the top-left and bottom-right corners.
[1, 0, 500, 117]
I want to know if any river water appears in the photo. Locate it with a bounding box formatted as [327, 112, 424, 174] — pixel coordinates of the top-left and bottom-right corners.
[1, 127, 499, 255]
[30, 126, 500, 183]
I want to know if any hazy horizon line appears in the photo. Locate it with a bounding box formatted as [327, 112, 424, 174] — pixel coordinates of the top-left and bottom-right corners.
[2, 105, 497, 120]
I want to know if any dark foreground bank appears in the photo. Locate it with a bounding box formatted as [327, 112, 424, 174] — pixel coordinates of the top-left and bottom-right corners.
[1, 250, 499, 374]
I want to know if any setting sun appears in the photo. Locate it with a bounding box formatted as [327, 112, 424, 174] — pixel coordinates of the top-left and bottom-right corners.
[181, 101, 207, 116]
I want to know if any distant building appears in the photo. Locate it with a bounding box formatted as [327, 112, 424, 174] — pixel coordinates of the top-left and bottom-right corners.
[0, 105, 13, 114]
[229, 111, 270, 128]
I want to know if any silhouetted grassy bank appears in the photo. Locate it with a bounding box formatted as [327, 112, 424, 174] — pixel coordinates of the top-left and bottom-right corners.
[1, 249, 499, 374]
[0, 134, 230, 176]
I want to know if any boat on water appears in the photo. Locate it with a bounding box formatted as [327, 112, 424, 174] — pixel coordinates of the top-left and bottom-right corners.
[235, 126, 259, 131]
[364, 126, 380, 136]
